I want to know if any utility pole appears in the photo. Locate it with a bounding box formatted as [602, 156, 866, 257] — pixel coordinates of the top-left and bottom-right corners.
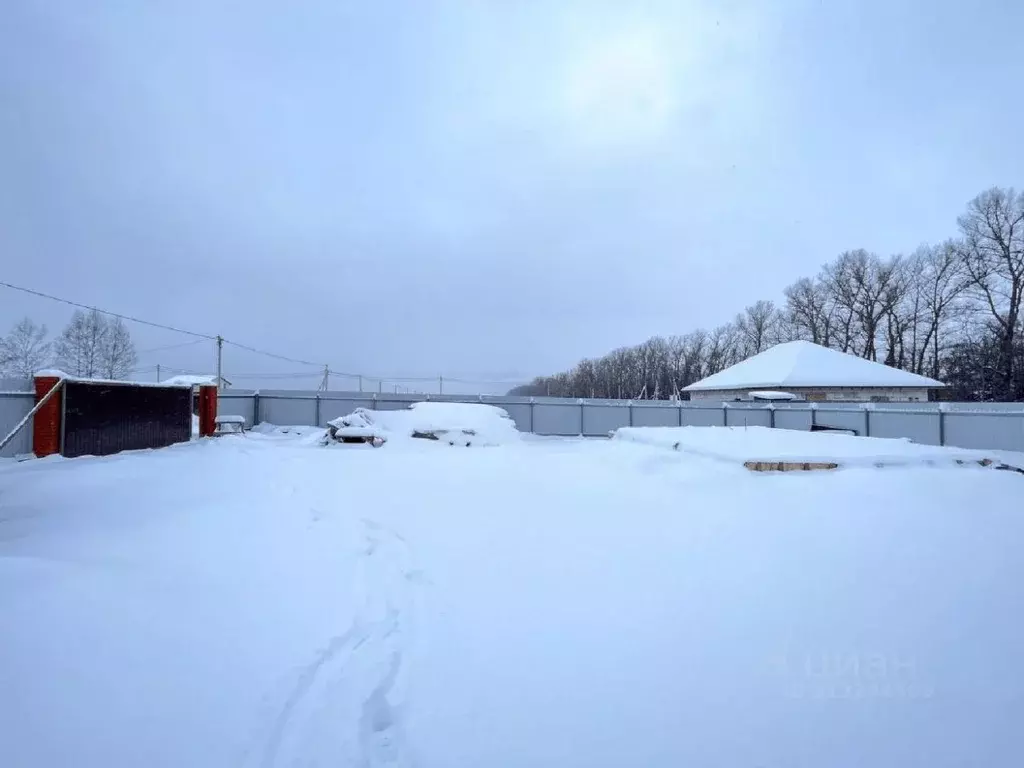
[378, 379, 382, 393]
[439, 375, 443, 395]
[394, 384, 398, 394]
[156, 364, 161, 383]
[216, 335, 224, 390]
[358, 375, 363, 392]
[321, 364, 329, 392]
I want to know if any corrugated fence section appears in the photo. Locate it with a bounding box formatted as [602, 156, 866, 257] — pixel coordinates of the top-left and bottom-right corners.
[0, 379, 34, 458]
[4, 384, 1023, 457]
[60, 381, 192, 458]
[215, 390, 1024, 454]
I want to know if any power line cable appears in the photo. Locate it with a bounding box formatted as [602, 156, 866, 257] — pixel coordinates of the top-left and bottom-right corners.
[1, 280, 527, 387]
[222, 339, 325, 368]
[1, 280, 327, 372]
[0, 280, 216, 340]
[137, 339, 205, 355]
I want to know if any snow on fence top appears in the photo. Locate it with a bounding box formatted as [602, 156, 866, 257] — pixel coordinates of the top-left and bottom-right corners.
[161, 374, 219, 387]
[683, 340, 945, 391]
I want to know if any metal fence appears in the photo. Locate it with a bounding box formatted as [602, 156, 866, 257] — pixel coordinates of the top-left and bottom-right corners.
[4, 382, 1024, 457]
[216, 389, 1024, 454]
[60, 380, 192, 458]
[0, 379, 34, 458]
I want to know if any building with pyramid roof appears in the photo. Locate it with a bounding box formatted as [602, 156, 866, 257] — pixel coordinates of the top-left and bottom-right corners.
[682, 340, 944, 403]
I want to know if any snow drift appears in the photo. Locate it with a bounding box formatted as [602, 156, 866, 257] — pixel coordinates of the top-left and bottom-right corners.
[611, 425, 1007, 469]
[325, 402, 521, 447]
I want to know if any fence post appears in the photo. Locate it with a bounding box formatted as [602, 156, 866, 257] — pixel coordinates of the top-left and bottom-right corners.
[1, 377, 64, 457]
[252, 392, 260, 426]
[769, 405, 776, 429]
[810, 404, 816, 430]
[938, 408, 945, 446]
[678, 402, 683, 427]
[60, 384, 67, 454]
[579, 401, 585, 436]
[722, 403, 728, 427]
[864, 407, 871, 438]
[529, 399, 535, 434]
[315, 393, 321, 427]
[628, 401, 634, 427]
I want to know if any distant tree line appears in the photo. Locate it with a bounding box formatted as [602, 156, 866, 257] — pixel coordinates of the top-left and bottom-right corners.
[509, 187, 1024, 402]
[0, 309, 138, 380]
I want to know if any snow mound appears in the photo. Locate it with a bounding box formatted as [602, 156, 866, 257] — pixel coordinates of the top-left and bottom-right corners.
[326, 402, 521, 447]
[612, 426, 1002, 469]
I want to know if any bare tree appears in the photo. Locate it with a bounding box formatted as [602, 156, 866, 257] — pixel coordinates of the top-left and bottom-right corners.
[823, 250, 903, 359]
[513, 186, 1024, 402]
[100, 317, 138, 379]
[55, 310, 108, 377]
[957, 187, 1024, 397]
[705, 323, 740, 375]
[0, 317, 52, 378]
[734, 300, 781, 357]
[881, 257, 916, 368]
[910, 241, 971, 378]
[783, 277, 834, 345]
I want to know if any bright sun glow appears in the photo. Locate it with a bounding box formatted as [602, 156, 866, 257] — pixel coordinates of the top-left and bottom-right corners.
[563, 30, 677, 147]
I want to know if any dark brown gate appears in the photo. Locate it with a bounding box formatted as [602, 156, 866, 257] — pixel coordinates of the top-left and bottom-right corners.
[62, 382, 192, 458]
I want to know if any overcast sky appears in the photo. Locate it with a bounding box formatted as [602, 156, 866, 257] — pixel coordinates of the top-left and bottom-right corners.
[3, 0, 1023, 393]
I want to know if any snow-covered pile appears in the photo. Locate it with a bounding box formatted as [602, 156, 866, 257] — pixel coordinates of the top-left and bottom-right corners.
[326, 402, 521, 447]
[612, 425, 999, 468]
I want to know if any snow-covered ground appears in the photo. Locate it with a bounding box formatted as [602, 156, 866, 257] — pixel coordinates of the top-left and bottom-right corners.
[1, 428, 1023, 767]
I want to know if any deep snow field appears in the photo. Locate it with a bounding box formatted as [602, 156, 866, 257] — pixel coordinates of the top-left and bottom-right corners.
[1, 426, 1023, 767]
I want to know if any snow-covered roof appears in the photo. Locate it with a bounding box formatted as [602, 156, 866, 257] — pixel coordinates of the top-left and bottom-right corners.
[161, 375, 219, 387]
[748, 390, 799, 401]
[34, 369, 193, 388]
[683, 341, 945, 392]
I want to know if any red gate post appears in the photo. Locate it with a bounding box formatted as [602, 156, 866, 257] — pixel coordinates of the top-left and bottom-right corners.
[198, 385, 218, 437]
[33, 375, 64, 457]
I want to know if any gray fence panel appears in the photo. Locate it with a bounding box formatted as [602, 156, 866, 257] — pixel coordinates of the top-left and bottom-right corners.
[630, 405, 680, 428]
[0, 391, 34, 458]
[533, 403, 583, 435]
[319, 398, 374, 425]
[261, 396, 317, 427]
[869, 411, 942, 446]
[773, 409, 813, 431]
[944, 412, 1024, 452]
[724, 408, 772, 428]
[217, 395, 256, 427]
[373, 398, 415, 411]
[200, 388, 1024, 453]
[682, 407, 726, 427]
[582, 404, 630, 436]
[500, 403, 533, 433]
[814, 408, 868, 435]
